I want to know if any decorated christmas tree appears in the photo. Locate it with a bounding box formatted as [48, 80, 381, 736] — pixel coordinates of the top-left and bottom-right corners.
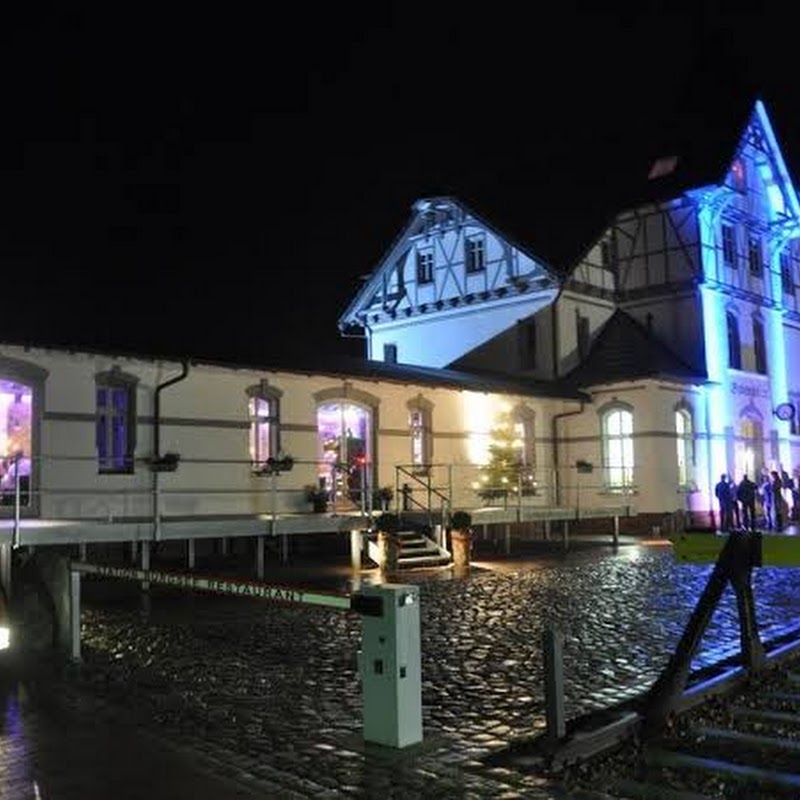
[478, 411, 536, 503]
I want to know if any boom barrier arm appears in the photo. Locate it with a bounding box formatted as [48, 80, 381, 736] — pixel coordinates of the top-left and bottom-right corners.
[67, 561, 421, 749]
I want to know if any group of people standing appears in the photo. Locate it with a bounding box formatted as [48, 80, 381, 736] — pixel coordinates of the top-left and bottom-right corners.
[715, 468, 799, 532]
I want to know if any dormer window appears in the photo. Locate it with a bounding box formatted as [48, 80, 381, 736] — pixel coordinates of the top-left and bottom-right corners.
[465, 236, 485, 274]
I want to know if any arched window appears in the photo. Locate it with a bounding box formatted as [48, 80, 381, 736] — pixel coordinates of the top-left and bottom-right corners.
[675, 404, 694, 488]
[246, 381, 282, 470]
[753, 317, 767, 375]
[727, 311, 741, 370]
[600, 404, 634, 490]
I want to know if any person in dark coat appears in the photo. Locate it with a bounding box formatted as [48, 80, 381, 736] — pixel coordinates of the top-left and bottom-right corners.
[772, 471, 785, 531]
[714, 474, 733, 531]
[760, 471, 775, 529]
[736, 474, 757, 532]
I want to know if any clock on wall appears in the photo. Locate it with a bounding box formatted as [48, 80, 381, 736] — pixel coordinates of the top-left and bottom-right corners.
[774, 402, 796, 421]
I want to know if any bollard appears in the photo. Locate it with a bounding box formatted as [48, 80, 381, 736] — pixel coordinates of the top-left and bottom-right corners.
[543, 623, 566, 742]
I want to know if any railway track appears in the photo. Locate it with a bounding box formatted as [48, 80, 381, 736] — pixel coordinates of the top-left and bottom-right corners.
[568, 657, 800, 799]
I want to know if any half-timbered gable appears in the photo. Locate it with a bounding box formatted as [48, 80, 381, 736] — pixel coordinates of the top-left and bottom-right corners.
[339, 197, 560, 369]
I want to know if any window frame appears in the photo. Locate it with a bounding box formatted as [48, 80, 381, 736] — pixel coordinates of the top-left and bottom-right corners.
[747, 235, 763, 278]
[416, 248, 434, 285]
[464, 235, 486, 274]
[95, 367, 138, 475]
[781, 251, 795, 297]
[674, 403, 695, 489]
[753, 317, 768, 375]
[246, 381, 283, 472]
[727, 311, 742, 370]
[721, 224, 736, 268]
[599, 403, 635, 492]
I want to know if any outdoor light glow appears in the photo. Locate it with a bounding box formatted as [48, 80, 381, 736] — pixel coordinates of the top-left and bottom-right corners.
[0, 626, 9, 650]
[463, 391, 492, 464]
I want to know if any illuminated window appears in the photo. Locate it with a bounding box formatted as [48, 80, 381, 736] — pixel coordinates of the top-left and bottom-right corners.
[675, 406, 694, 488]
[781, 252, 795, 297]
[465, 236, 485, 273]
[727, 312, 741, 370]
[247, 382, 282, 471]
[0, 380, 34, 506]
[753, 318, 767, 375]
[721, 224, 736, 268]
[601, 405, 634, 490]
[95, 368, 137, 474]
[748, 236, 763, 277]
[407, 397, 433, 473]
[416, 249, 434, 284]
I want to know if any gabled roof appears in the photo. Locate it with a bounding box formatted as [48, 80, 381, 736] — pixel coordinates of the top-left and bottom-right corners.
[339, 196, 560, 330]
[561, 310, 706, 389]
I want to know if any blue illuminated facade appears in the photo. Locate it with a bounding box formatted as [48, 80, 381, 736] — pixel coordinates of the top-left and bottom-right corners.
[342, 100, 800, 521]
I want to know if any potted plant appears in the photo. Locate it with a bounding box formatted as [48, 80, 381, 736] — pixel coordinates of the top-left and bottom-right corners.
[374, 512, 400, 573]
[449, 510, 473, 570]
[304, 485, 329, 513]
[373, 486, 394, 511]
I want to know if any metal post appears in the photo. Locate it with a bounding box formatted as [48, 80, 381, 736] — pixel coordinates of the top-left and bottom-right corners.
[79, 542, 88, 561]
[281, 534, 288, 563]
[613, 515, 619, 547]
[187, 538, 196, 570]
[543, 623, 566, 741]
[141, 541, 151, 592]
[270, 472, 277, 527]
[0, 543, 10, 600]
[220, 537, 229, 557]
[254, 535, 263, 579]
[562, 519, 569, 550]
[153, 473, 161, 542]
[350, 529, 362, 571]
[70, 567, 81, 662]
[504, 523, 511, 555]
[544, 519, 551, 541]
[12, 455, 21, 549]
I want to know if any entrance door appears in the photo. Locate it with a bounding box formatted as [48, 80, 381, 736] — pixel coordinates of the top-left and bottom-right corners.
[735, 416, 763, 483]
[316, 402, 372, 509]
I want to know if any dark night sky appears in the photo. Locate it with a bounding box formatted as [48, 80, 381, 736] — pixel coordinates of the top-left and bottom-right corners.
[1, 5, 798, 365]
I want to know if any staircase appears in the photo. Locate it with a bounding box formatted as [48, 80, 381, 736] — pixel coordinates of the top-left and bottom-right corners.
[366, 528, 451, 569]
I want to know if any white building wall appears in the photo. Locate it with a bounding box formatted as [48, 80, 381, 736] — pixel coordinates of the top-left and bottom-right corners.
[369, 290, 558, 368]
[2, 343, 571, 522]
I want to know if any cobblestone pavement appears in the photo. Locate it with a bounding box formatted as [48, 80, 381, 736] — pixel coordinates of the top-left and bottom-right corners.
[4, 538, 800, 798]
